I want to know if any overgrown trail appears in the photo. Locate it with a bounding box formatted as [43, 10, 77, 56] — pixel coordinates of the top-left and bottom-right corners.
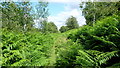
[48, 34, 67, 66]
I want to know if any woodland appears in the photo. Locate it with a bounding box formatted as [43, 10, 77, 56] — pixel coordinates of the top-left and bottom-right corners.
[0, 1, 120, 67]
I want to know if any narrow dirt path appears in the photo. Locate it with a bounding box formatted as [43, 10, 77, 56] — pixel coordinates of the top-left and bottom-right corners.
[48, 34, 67, 66]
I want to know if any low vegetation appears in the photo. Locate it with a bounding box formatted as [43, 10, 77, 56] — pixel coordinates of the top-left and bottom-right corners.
[1, 1, 120, 67]
[1, 15, 120, 67]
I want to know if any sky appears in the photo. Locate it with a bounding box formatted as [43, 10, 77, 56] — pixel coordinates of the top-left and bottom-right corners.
[10, 0, 87, 29]
[47, 2, 86, 29]
[29, 0, 118, 29]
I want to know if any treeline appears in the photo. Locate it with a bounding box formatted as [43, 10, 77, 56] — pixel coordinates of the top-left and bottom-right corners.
[1, 1, 58, 33]
[1, 1, 80, 33]
[1, 2, 120, 32]
[80, 2, 120, 26]
[59, 2, 120, 33]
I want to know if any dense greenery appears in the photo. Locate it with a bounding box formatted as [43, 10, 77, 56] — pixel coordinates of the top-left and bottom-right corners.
[59, 26, 69, 33]
[80, 2, 120, 26]
[59, 16, 79, 33]
[65, 16, 79, 30]
[56, 15, 120, 67]
[1, 1, 57, 33]
[42, 21, 58, 33]
[1, 15, 120, 67]
[1, 2, 34, 31]
[1, 1, 120, 67]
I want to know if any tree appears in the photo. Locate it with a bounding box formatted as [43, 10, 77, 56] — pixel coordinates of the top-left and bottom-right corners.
[17, 1, 34, 31]
[47, 22, 58, 33]
[34, 2, 49, 29]
[1, 2, 20, 30]
[66, 16, 79, 30]
[41, 21, 48, 33]
[80, 2, 119, 26]
[59, 26, 69, 33]
[1, 1, 34, 31]
[42, 21, 58, 33]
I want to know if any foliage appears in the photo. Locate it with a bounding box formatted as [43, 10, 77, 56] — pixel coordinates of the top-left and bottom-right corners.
[33, 2, 49, 29]
[59, 26, 69, 33]
[2, 15, 120, 67]
[75, 50, 119, 66]
[66, 16, 79, 30]
[1, 1, 49, 32]
[42, 21, 58, 33]
[1, 30, 56, 66]
[1, 1, 120, 67]
[59, 16, 79, 33]
[80, 2, 120, 25]
[1, 2, 34, 31]
[56, 40, 83, 67]
[66, 15, 120, 67]
[68, 15, 120, 51]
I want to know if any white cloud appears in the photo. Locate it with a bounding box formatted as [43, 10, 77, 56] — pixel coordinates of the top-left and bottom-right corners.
[48, 7, 86, 29]
[64, 3, 80, 11]
[33, 2, 86, 29]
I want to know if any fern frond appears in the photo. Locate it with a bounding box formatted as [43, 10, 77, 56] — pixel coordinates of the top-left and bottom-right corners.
[76, 56, 94, 66]
[75, 50, 96, 66]
[96, 51, 119, 65]
[11, 59, 30, 66]
[75, 50, 119, 66]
